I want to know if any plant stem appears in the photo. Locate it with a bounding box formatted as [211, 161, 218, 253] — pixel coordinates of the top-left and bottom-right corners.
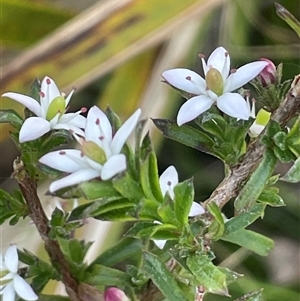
[12, 158, 81, 301]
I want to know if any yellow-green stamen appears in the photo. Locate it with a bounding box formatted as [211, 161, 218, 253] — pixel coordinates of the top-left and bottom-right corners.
[81, 141, 107, 165]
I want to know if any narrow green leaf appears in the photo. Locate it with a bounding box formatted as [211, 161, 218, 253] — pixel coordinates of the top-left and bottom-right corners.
[186, 254, 228, 296]
[275, 2, 300, 37]
[80, 180, 120, 200]
[91, 237, 142, 267]
[85, 265, 131, 287]
[258, 188, 285, 207]
[174, 179, 194, 227]
[136, 198, 161, 220]
[234, 149, 277, 213]
[152, 118, 215, 154]
[157, 195, 178, 225]
[0, 109, 23, 127]
[143, 252, 189, 301]
[224, 203, 265, 235]
[113, 172, 144, 200]
[207, 202, 225, 240]
[280, 156, 300, 183]
[234, 289, 264, 301]
[221, 229, 274, 256]
[218, 267, 243, 285]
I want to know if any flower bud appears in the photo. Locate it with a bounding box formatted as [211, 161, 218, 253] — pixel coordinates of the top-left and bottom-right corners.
[257, 58, 276, 87]
[104, 287, 129, 301]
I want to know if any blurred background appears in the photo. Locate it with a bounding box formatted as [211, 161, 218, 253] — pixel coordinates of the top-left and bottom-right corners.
[0, 0, 299, 299]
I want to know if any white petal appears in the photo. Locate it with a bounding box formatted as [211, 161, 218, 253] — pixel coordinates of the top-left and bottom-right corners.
[41, 76, 60, 106]
[2, 282, 15, 301]
[39, 149, 87, 173]
[59, 114, 86, 128]
[188, 202, 205, 216]
[49, 169, 101, 192]
[85, 106, 112, 145]
[52, 123, 85, 137]
[217, 93, 250, 120]
[19, 117, 50, 142]
[65, 89, 75, 107]
[2, 93, 41, 116]
[13, 274, 38, 300]
[207, 47, 230, 77]
[177, 95, 215, 126]
[224, 61, 268, 92]
[153, 239, 167, 249]
[4, 245, 18, 273]
[162, 68, 206, 95]
[159, 166, 178, 199]
[101, 154, 127, 180]
[111, 108, 141, 155]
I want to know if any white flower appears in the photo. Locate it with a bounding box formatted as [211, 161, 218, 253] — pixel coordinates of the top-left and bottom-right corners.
[0, 245, 38, 301]
[162, 46, 268, 125]
[154, 166, 205, 249]
[39, 106, 141, 193]
[2, 76, 86, 142]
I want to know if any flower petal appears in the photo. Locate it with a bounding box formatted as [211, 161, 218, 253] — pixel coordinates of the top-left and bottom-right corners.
[59, 114, 86, 128]
[13, 274, 38, 300]
[159, 166, 178, 199]
[217, 93, 250, 120]
[52, 123, 85, 137]
[224, 61, 268, 92]
[2, 282, 15, 301]
[177, 95, 215, 126]
[19, 117, 50, 143]
[4, 245, 18, 273]
[39, 149, 88, 173]
[162, 68, 206, 95]
[101, 154, 127, 180]
[153, 239, 167, 249]
[111, 108, 141, 155]
[188, 202, 205, 216]
[49, 169, 101, 192]
[207, 46, 230, 78]
[2, 93, 41, 116]
[85, 106, 112, 145]
[41, 76, 60, 106]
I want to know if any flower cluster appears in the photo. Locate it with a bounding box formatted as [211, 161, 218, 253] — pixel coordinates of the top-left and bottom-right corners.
[162, 46, 268, 125]
[2, 76, 86, 143]
[0, 245, 38, 301]
[39, 105, 141, 193]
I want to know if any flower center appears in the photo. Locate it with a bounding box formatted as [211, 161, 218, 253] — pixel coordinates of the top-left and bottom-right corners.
[205, 68, 224, 96]
[46, 96, 66, 121]
[81, 141, 107, 165]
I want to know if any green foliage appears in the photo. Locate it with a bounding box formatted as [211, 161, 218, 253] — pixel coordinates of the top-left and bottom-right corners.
[0, 189, 29, 225]
[206, 202, 225, 240]
[0, 109, 23, 128]
[280, 157, 300, 183]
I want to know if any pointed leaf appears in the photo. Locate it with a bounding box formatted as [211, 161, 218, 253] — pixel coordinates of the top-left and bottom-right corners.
[0, 109, 23, 127]
[234, 289, 264, 301]
[207, 202, 225, 240]
[221, 229, 274, 256]
[143, 252, 189, 301]
[186, 254, 229, 296]
[280, 156, 300, 183]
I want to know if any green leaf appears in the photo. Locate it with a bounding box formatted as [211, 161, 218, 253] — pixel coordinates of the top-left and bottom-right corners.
[143, 252, 189, 301]
[105, 106, 121, 132]
[139, 134, 163, 202]
[113, 171, 144, 200]
[80, 180, 121, 200]
[275, 2, 300, 38]
[85, 264, 131, 287]
[221, 229, 274, 256]
[186, 254, 229, 296]
[173, 179, 194, 227]
[218, 267, 243, 285]
[280, 156, 300, 183]
[234, 289, 264, 301]
[152, 118, 215, 154]
[224, 203, 265, 235]
[0, 109, 23, 128]
[136, 198, 161, 220]
[258, 188, 285, 207]
[91, 237, 142, 267]
[157, 194, 178, 225]
[234, 149, 277, 213]
[207, 202, 225, 240]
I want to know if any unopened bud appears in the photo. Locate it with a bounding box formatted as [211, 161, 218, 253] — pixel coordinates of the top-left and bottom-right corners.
[104, 287, 129, 301]
[258, 58, 276, 87]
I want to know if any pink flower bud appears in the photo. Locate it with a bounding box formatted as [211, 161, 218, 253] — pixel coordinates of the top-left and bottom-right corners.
[104, 287, 129, 301]
[258, 58, 276, 86]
